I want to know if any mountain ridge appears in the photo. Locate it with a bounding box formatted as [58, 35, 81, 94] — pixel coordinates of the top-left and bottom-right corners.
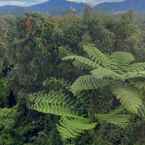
[96, 0, 145, 13]
[0, 0, 144, 15]
[0, 0, 85, 15]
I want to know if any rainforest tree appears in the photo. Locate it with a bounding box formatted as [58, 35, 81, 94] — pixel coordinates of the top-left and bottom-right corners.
[0, 12, 145, 145]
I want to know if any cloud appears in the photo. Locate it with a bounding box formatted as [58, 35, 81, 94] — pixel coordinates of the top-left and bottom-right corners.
[0, 0, 48, 6]
[67, 0, 126, 6]
[0, 0, 126, 7]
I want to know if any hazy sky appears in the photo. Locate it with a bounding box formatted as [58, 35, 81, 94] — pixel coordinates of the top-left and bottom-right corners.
[0, 0, 126, 7]
[68, 0, 125, 6]
[0, 0, 48, 6]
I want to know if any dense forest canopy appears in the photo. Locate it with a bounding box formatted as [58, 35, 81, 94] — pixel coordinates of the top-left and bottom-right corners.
[1, 11, 145, 145]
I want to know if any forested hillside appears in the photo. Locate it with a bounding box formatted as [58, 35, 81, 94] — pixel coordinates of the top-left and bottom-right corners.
[1, 11, 145, 145]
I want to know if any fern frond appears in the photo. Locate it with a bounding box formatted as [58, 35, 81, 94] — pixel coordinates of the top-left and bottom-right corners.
[129, 81, 145, 91]
[91, 67, 122, 80]
[28, 91, 79, 118]
[108, 51, 135, 74]
[63, 55, 98, 69]
[110, 51, 135, 65]
[119, 62, 145, 80]
[83, 44, 110, 66]
[96, 114, 130, 128]
[126, 62, 145, 72]
[71, 75, 110, 94]
[96, 110, 130, 128]
[28, 91, 97, 139]
[112, 86, 145, 117]
[123, 71, 145, 80]
[57, 117, 97, 139]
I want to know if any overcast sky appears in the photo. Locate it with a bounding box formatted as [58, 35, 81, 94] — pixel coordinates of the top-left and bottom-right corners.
[68, 0, 125, 6]
[0, 0, 126, 7]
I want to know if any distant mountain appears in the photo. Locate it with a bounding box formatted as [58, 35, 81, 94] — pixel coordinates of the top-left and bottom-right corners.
[0, 0, 145, 15]
[0, 0, 85, 15]
[0, 6, 25, 15]
[31, 0, 84, 14]
[96, 0, 145, 13]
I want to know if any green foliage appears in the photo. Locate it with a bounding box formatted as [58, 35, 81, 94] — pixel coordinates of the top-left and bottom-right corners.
[28, 91, 97, 139]
[96, 108, 130, 128]
[110, 51, 135, 65]
[0, 79, 9, 97]
[0, 12, 145, 145]
[28, 91, 78, 117]
[63, 55, 98, 69]
[83, 44, 110, 66]
[57, 117, 96, 139]
[0, 107, 16, 129]
[28, 90, 131, 140]
[112, 86, 145, 116]
[70, 75, 110, 94]
[64, 44, 145, 118]
[0, 107, 17, 145]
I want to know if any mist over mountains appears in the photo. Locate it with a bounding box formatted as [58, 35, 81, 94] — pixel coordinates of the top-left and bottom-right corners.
[0, 0, 144, 15]
[96, 0, 145, 13]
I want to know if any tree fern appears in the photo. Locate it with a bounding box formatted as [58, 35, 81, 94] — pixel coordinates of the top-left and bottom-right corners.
[109, 51, 135, 73]
[63, 44, 145, 117]
[57, 117, 97, 139]
[91, 67, 122, 80]
[110, 51, 135, 65]
[63, 55, 98, 70]
[96, 108, 130, 128]
[112, 86, 145, 117]
[123, 70, 145, 80]
[28, 91, 130, 139]
[129, 80, 145, 91]
[83, 44, 110, 67]
[70, 75, 110, 94]
[28, 91, 97, 139]
[126, 62, 145, 72]
[28, 91, 79, 118]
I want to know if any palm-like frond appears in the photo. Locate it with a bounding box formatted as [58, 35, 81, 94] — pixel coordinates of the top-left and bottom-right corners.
[119, 62, 145, 80]
[63, 55, 98, 69]
[91, 67, 122, 80]
[28, 91, 129, 139]
[123, 71, 145, 80]
[63, 45, 145, 118]
[57, 117, 97, 139]
[27, 44, 145, 140]
[28, 91, 97, 139]
[112, 86, 145, 117]
[28, 91, 79, 118]
[126, 62, 145, 72]
[110, 51, 135, 65]
[70, 75, 110, 94]
[129, 81, 145, 91]
[83, 44, 110, 66]
[96, 108, 130, 128]
[108, 51, 135, 74]
[90, 66, 142, 89]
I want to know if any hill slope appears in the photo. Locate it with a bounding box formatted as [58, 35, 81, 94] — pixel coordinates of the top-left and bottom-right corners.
[96, 0, 145, 13]
[0, 0, 145, 15]
[0, 0, 84, 15]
